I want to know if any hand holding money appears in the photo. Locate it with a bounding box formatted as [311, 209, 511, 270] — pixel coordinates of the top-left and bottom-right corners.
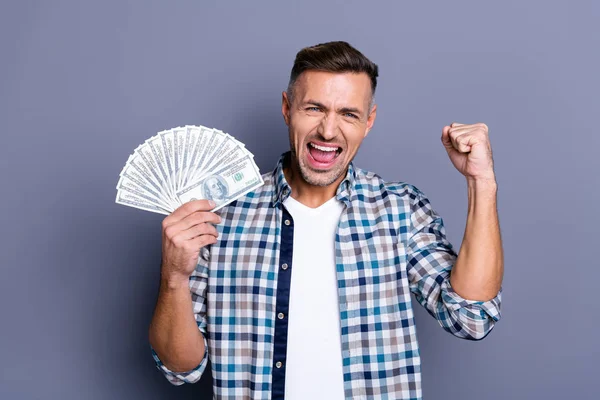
[161, 200, 221, 284]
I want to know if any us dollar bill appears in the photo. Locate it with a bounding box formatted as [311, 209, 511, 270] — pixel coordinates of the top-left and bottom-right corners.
[115, 190, 170, 215]
[176, 154, 264, 211]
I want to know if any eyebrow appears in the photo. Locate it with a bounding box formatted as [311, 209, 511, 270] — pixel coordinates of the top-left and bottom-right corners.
[303, 99, 363, 115]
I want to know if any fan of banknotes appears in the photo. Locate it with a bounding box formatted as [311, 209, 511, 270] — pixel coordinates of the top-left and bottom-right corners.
[116, 125, 264, 215]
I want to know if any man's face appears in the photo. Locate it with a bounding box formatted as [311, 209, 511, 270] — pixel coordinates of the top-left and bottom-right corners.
[282, 70, 377, 187]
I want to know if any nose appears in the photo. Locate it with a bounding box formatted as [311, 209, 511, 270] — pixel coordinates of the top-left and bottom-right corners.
[316, 112, 339, 141]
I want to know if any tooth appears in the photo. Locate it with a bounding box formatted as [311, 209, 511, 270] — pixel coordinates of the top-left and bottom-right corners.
[310, 143, 337, 152]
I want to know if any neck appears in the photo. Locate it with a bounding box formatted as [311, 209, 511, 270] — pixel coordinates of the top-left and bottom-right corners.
[283, 155, 346, 208]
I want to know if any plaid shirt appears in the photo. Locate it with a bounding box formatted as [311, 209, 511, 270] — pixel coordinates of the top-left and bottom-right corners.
[152, 152, 502, 399]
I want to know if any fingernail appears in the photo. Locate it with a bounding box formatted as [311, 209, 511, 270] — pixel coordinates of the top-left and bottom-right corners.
[208, 200, 215, 207]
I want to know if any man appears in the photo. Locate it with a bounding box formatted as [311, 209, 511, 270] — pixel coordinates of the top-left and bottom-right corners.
[149, 41, 503, 400]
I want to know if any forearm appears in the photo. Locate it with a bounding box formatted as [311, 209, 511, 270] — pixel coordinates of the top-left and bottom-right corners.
[149, 276, 206, 372]
[450, 178, 503, 301]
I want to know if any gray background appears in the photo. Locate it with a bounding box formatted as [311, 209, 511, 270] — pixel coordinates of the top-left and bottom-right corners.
[1, 1, 598, 399]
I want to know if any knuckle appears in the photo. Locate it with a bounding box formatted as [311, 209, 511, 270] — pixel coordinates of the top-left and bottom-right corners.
[172, 236, 185, 248]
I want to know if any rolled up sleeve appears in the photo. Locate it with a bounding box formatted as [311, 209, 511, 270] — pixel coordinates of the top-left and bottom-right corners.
[406, 186, 502, 340]
[151, 247, 211, 384]
[151, 333, 209, 385]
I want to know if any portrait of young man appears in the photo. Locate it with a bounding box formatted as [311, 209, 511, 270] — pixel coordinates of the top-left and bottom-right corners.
[148, 41, 504, 400]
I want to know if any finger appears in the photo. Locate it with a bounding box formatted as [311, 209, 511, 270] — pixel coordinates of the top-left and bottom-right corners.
[188, 234, 218, 250]
[448, 129, 466, 151]
[164, 211, 221, 239]
[448, 126, 480, 148]
[441, 125, 454, 149]
[179, 211, 221, 230]
[449, 123, 488, 134]
[449, 126, 478, 136]
[450, 128, 488, 146]
[454, 132, 483, 153]
[164, 199, 216, 226]
[450, 122, 466, 128]
[454, 135, 472, 153]
[175, 223, 219, 241]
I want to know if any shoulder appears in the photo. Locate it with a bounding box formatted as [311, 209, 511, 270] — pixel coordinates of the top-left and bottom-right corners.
[352, 166, 428, 207]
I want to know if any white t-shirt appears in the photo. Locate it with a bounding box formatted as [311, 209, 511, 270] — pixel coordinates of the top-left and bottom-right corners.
[283, 195, 346, 400]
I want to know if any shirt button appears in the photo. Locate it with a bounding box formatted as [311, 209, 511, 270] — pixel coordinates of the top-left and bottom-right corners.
[281, 263, 288, 270]
[284, 219, 291, 226]
[278, 312, 285, 319]
[276, 361, 283, 368]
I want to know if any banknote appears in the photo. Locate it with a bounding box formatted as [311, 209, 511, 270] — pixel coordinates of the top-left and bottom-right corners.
[116, 125, 263, 215]
[158, 130, 176, 190]
[115, 190, 171, 215]
[183, 125, 212, 188]
[144, 135, 175, 199]
[122, 152, 176, 209]
[133, 143, 177, 208]
[172, 126, 185, 189]
[179, 126, 194, 188]
[176, 154, 264, 211]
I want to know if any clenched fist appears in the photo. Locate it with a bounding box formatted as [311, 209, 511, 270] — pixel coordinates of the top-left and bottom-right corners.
[441, 122, 496, 182]
[161, 199, 221, 284]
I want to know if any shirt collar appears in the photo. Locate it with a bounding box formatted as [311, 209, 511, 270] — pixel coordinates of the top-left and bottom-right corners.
[271, 151, 356, 208]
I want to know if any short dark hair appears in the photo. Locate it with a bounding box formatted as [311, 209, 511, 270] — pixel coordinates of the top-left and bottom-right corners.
[287, 41, 379, 103]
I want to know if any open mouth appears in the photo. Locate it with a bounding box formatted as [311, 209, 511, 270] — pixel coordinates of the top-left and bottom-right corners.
[306, 142, 342, 168]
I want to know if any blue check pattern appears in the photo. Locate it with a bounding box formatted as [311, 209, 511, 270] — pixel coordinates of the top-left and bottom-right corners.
[152, 152, 502, 399]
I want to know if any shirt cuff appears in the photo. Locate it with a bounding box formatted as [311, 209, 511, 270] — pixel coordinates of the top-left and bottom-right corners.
[150, 336, 209, 386]
[441, 279, 502, 323]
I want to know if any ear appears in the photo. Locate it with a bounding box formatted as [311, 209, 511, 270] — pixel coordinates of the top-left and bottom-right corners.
[281, 91, 291, 126]
[364, 103, 377, 138]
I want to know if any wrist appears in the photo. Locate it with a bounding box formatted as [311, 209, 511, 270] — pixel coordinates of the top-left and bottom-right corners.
[466, 176, 497, 193]
[466, 177, 498, 215]
[160, 270, 190, 291]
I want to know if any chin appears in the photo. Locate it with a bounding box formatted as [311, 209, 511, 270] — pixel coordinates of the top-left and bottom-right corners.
[298, 157, 347, 187]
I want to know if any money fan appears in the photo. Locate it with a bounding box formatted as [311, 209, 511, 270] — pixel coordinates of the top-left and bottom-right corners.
[116, 125, 264, 214]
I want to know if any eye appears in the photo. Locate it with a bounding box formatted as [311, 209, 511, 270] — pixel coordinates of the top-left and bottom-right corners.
[306, 106, 321, 112]
[344, 112, 359, 119]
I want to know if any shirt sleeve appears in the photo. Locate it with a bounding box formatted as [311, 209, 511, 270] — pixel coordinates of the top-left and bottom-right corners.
[405, 186, 502, 340]
[151, 247, 211, 385]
